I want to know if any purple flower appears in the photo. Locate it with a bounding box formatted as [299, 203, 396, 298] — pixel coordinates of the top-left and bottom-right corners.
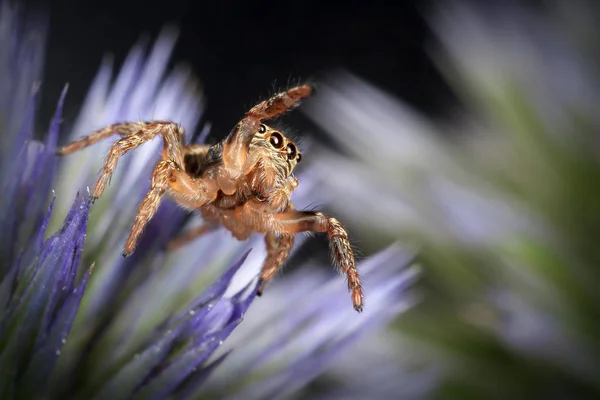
[0, 2, 418, 399]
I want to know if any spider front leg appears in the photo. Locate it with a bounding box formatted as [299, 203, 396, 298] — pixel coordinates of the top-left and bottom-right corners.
[257, 232, 295, 296]
[222, 85, 313, 172]
[275, 209, 363, 312]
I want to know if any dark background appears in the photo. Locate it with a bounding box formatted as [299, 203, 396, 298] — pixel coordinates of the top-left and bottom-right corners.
[24, 0, 456, 141]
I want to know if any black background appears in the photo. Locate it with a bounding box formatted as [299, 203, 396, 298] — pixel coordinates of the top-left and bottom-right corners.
[25, 0, 456, 141]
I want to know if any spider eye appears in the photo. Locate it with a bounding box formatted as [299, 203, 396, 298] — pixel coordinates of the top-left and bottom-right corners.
[269, 131, 284, 149]
[296, 153, 302, 163]
[258, 124, 267, 133]
[286, 143, 297, 160]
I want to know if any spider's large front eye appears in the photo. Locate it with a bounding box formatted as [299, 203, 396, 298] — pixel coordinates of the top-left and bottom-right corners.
[269, 131, 284, 149]
[286, 143, 297, 160]
[258, 124, 267, 133]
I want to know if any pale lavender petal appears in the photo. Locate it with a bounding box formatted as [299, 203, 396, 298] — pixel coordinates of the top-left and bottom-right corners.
[173, 351, 231, 400]
[132, 323, 238, 400]
[191, 278, 259, 345]
[205, 246, 419, 398]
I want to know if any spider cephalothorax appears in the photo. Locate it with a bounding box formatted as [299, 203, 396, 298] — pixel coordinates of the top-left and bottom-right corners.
[57, 85, 364, 312]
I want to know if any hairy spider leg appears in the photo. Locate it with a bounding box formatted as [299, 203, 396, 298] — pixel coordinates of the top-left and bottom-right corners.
[238, 200, 363, 312]
[277, 210, 363, 312]
[55, 121, 181, 155]
[257, 231, 295, 295]
[130, 149, 221, 255]
[58, 121, 222, 256]
[123, 159, 174, 256]
[222, 85, 313, 173]
[56, 121, 186, 200]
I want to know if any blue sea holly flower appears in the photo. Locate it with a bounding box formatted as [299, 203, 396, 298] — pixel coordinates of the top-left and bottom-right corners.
[0, 2, 419, 399]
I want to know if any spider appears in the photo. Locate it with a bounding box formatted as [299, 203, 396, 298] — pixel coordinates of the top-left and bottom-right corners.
[56, 84, 364, 312]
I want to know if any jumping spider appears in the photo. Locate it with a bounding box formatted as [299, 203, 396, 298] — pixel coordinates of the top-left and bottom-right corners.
[56, 85, 364, 312]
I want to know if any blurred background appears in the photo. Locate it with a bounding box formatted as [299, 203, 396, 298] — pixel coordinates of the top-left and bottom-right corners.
[24, 0, 455, 141]
[12, 0, 600, 398]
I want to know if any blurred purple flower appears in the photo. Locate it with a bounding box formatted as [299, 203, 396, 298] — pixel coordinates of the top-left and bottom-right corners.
[0, 2, 419, 399]
[303, 1, 600, 397]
